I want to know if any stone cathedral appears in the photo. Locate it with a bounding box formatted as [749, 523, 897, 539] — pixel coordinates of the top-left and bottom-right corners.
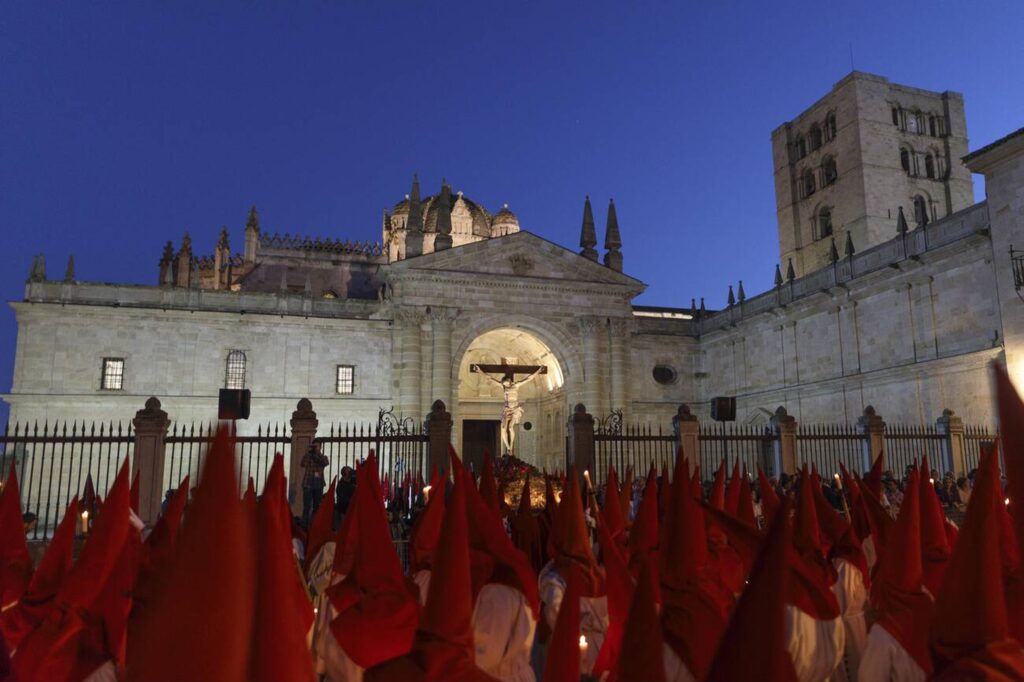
[7, 72, 1024, 472]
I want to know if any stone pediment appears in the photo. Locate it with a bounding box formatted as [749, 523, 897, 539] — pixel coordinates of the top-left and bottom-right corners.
[387, 231, 645, 292]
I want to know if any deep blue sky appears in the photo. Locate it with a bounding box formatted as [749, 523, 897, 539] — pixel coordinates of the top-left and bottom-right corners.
[2, 2, 1023, 424]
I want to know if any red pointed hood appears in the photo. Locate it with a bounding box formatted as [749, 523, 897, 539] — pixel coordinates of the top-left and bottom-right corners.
[592, 509, 634, 678]
[329, 452, 419, 669]
[839, 463, 871, 541]
[810, 473, 868, 587]
[134, 474, 191, 613]
[861, 482, 894, 561]
[628, 468, 659, 579]
[305, 477, 337, 567]
[617, 560, 666, 682]
[869, 468, 932, 674]
[510, 472, 544, 574]
[863, 451, 884, 500]
[787, 469, 840, 620]
[410, 470, 446, 573]
[929, 450, 1024, 679]
[126, 426, 256, 682]
[690, 466, 703, 501]
[705, 500, 798, 682]
[542, 564, 582, 682]
[918, 454, 951, 596]
[723, 460, 741, 515]
[736, 468, 757, 527]
[994, 367, 1024, 575]
[130, 469, 141, 514]
[757, 466, 780, 522]
[710, 459, 726, 510]
[549, 466, 603, 596]
[81, 473, 99, 516]
[250, 448, 315, 682]
[478, 449, 500, 516]
[0, 462, 32, 608]
[603, 466, 626, 541]
[619, 466, 634, 525]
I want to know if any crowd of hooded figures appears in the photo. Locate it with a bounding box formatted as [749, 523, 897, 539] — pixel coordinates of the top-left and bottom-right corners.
[1, 367, 1024, 682]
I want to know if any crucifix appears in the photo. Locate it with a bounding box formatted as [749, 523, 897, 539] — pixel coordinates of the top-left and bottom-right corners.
[470, 360, 548, 456]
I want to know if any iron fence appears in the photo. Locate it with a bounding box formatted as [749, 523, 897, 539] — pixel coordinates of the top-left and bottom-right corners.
[320, 408, 429, 492]
[962, 423, 997, 475]
[592, 411, 676, 487]
[698, 422, 776, 481]
[796, 423, 864, 477]
[884, 423, 946, 477]
[165, 422, 290, 496]
[0, 421, 133, 541]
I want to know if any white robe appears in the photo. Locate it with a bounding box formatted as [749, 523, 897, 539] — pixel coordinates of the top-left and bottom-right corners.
[832, 559, 868, 682]
[785, 605, 845, 682]
[857, 625, 926, 682]
[538, 562, 609, 675]
[662, 643, 698, 682]
[472, 583, 537, 682]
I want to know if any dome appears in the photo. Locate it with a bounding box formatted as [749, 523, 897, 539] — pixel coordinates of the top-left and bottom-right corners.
[392, 189, 492, 237]
[491, 204, 520, 237]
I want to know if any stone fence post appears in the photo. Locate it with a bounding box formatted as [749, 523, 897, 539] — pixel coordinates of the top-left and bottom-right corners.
[132, 397, 170, 526]
[935, 408, 966, 475]
[426, 399, 453, 478]
[673, 404, 699, 464]
[569, 403, 595, 476]
[857, 405, 886, 473]
[289, 398, 318, 515]
[770, 406, 797, 476]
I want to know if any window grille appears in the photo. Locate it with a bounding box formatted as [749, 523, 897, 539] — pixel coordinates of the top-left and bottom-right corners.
[225, 351, 247, 389]
[101, 358, 125, 390]
[336, 365, 355, 394]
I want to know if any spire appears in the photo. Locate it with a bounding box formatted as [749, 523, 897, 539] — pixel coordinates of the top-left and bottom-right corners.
[579, 196, 598, 261]
[434, 181, 453, 251]
[217, 226, 229, 251]
[405, 174, 424, 257]
[64, 255, 75, 283]
[829, 237, 839, 263]
[175, 234, 192, 288]
[244, 207, 260, 265]
[246, 206, 260, 233]
[690, 298, 697, 317]
[727, 285, 735, 307]
[844, 231, 855, 258]
[737, 280, 746, 303]
[786, 258, 796, 282]
[27, 254, 46, 283]
[774, 264, 783, 287]
[604, 198, 623, 272]
[699, 297, 706, 316]
[382, 208, 391, 234]
[897, 206, 909, 234]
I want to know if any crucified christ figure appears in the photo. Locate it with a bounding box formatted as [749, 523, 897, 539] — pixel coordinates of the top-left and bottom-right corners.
[471, 363, 546, 456]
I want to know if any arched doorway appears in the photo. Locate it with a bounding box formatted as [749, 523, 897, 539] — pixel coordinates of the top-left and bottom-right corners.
[456, 327, 566, 473]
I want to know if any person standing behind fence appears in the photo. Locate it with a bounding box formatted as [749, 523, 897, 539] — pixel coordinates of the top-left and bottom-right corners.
[301, 440, 329, 527]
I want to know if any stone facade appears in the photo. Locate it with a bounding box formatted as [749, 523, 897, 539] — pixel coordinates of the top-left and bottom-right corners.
[775, 72, 973, 277]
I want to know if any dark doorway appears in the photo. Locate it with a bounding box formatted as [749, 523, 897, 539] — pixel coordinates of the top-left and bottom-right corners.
[462, 419, 500, 475]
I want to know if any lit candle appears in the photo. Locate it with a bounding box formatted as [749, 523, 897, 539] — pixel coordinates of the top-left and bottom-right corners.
[80, 510, 89, 535]
[583, 470, 593, 492]
[422, 485, 432, 502]
[1007, 498, 1012, 506]
[578, 635, 588, 658]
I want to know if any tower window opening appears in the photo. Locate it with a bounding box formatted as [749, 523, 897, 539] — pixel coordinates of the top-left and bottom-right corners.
[913, 196, 929, 228]
[818, 207, 833, 240]
[822, 156, 837, 186]
[925, 154, 935, 179]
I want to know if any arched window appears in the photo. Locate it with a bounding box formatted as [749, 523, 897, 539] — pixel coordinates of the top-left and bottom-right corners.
[822, 156, 837, 186]
[225, 350, 246, 389]
[892, 107, 900, 126]
[929, 116, 937, 137]
[818, 207, 833, 239]
[907, 113, 919, 134]
[925, 154, 935, 179]
[796, 137, 807, 159]
[809, 124, 822, 151]
[826, 112, 837, 141]
[900, 148, 911, 173]
[803, 169, 815, 197]
[913, 196, 929, 228]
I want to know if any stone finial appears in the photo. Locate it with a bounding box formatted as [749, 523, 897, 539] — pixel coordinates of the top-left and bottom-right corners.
[246, 206, 260, 233]
[27, 254, 47, 283]
[603, 199, 623, 272]
[844, 231, 855, 258]
[829, 238, 839, 263]
[727, 285, 735, 307]
[896, 206, 908, 234]
[382, 208, 391, 233]
[178, 232, 193, 258]
[217, 226, 230, 251]
[774, 264, 783, 287]
[405, 174, 424, 258]
[161, 241, 174, 263]
[737, 280, 746, 302]
[64, 255, 75, 283]
[690, 298, 697, 316]
[786, 258, 796, 282]
[434, 181, 453, 251]
[699, 297, 706, 316]
[579, 196, 598, 261]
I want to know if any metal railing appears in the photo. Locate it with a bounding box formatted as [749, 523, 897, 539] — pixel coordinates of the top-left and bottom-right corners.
[165, 422, 290, 496]
[884, 423, 946, 476]
[320, 408, 429, 491]
[963, 424, 997, 475]
[592, 412, 676, 486]
[698, 422, 776, 481]
[0, 421, 133, 540]
[796, 423, 864, 477]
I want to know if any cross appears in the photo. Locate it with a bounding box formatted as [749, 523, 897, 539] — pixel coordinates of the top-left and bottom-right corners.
[470, 362, 548, 381]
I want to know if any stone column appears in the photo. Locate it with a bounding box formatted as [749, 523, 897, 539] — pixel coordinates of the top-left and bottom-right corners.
[430, 307, 458, 418]
[396, 307, 425, 421]
[770, 406, 798, 476]
[288, 398, 318, 515]
[857, 405, 886, 473]
[935, 408, 966, 475]
[609, 317, 630, 417]
[132, 397, 170, 526]
[426, 399, 453, 478]
[673, 404, 699, 464]
[578, 317, 601, 417]
[570, 403, 595, 476]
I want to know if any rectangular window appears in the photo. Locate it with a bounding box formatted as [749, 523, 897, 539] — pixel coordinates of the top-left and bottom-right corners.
[336, 365, 355, 394]
[101, 358, 125, 390]
[225, 350, 247, 390]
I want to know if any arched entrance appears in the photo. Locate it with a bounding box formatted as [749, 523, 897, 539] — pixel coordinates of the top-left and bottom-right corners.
[455, 327, 567, 473]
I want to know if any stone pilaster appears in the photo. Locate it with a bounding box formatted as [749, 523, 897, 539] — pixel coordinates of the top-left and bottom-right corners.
[288, 398, 318, 515]
[429, 307, 458, 417]
[609, 317, 629, 417]
[396, 307, 425, 421]
[132, 397, 170, 525]
[578, 316, 601, 417]
[857, 406, 886, 473]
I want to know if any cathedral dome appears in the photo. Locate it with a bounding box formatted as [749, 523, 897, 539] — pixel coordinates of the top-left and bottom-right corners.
[392, 189, 492, 237]
[491, 204, 520, 237]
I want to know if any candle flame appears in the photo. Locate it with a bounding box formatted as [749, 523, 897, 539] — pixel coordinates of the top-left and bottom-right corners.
[578, 635, 587, 649]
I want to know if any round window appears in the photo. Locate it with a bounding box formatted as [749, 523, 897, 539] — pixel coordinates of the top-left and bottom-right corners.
[522, 421, 533, 431]
[652, 365, 677, 385]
